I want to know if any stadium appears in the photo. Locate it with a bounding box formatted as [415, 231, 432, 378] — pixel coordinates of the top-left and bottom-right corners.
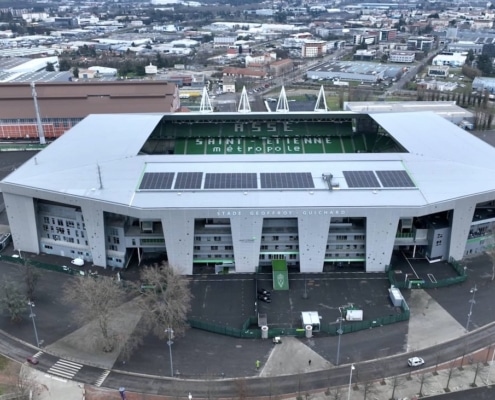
[1, 97, 495, 275]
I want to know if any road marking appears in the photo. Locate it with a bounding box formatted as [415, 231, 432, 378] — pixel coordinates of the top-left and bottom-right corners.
[33, 351, 43, 358]
[47, 359, 83, 380]
[94, 369, 111, 387]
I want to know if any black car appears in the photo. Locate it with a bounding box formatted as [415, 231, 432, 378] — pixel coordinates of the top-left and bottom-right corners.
[257, 294, 271, 303]
[258, 288, 271, 296]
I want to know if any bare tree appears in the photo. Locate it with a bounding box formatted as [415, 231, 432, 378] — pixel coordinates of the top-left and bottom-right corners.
[329, 386, 343, 399]
[138, 262, 192, 339]
[0, 281, 27, 322]
[2, 362, 43, 399]
[23, 260, 40, 301]
[417, 372, 430, 397]
[63, 275, 126, 352]
[486, 246, 495, 281]
[362, 380, 380, 400]
[471, 361, 482, 387]
[444, 361, 459, 392]
[389, 375, 405, 400]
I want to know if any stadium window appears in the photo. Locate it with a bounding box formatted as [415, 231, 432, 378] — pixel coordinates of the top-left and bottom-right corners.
[214, 236, 221, 241]
[211, 246, 218, 250]
[225, 245, 233, 250]
[194, 246, 200, 250]
[195, 236, 201, 241]
[57, 219, 64, 226]
[113, 237, 120, 244]
[272, 236, 279, 241]
[336, 235, 347, 241]
[43, 217, 49, 223]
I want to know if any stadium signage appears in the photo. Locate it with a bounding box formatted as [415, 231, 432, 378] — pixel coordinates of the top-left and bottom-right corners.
[216, 209, 346, 216]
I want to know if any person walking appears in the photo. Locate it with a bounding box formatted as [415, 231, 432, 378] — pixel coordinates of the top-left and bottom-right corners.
[256, 360, 260, 370]
[308, 359, 312, 366]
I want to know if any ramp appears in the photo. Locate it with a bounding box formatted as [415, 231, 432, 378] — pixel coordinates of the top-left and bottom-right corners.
[272, 259, 289, 290]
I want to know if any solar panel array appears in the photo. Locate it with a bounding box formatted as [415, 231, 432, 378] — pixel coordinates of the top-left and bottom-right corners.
[260, 173, 315, 189]
[204, 173, 257, 189]
[138, 170, 416, 191]
[342, 171, 380, 188]
[376, 170, 415, 188]
[139, 172, 175, 190]
[174, 172, 203, 190]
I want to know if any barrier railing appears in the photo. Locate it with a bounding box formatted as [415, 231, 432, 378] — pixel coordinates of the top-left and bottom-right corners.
[388, 257, 467, 289]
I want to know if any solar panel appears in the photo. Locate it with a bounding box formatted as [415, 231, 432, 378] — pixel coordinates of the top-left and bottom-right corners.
[204, 173, 257, 189]
[260, 173, 315, 189]
[174, 172, 203, 190]
[376, 170, 415, 188]
[343, 171, 380, 188]
[139, 172, 175, 190]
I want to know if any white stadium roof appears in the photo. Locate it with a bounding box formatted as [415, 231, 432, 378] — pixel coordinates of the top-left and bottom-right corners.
[3, 111, 495, 211]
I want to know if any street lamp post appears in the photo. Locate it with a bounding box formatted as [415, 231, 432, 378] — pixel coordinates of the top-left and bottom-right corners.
[165, 328, 174, 377]
[27, 301, 42, 347]
[347, 364, 355, 400]
[465, 284, 478, 332]
[336, 307, 344, 366]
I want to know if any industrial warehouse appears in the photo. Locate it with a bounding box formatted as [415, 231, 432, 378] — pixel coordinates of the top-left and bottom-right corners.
[1, 108, 495, 274]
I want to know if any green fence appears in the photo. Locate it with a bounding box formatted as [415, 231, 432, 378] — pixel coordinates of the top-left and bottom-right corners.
[387, 258, 467, 289]
[323, 300, 409, 336]
[0, 254, 78, 275]
[0, 144, 47, 152]
[189, 299, 410, 340]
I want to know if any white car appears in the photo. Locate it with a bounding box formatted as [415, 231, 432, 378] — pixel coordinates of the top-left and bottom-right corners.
[408, 357, 425, 367]
[71, 258, 84, 266]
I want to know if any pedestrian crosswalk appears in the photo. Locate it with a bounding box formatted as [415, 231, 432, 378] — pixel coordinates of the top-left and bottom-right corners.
[47, 359, 83, 380]
[94, 369, 111, 387]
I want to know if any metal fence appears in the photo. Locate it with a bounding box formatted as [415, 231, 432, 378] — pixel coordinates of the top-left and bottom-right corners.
[0, 254, 77, 275]
[387, 258, 466, 289]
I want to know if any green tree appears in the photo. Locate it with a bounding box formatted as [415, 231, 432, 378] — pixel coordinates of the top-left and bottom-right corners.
[465, 49, 475, 66]
[58, 58, 71, 71]
[0, 281, 27, 322]
[477, 54, 494, 76]
[73, 67, 79, 78]
[46, 62, 55, 72]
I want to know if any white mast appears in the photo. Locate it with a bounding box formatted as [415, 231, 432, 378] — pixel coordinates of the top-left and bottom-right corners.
[276, 86, 290, 113]
[199, 86, 213, 113]
[314, 85, 329, 112]
[238, 86, 251, 113]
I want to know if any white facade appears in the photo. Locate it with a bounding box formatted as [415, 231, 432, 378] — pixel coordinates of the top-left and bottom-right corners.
[389, 51, 415, 63]
[432, 53, 467, 67]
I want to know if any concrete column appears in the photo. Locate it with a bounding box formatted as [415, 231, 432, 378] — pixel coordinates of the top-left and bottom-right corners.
[366, 212, 400, 272]
[161, 211, 195, 275]
[298, 214, 331, 272]
[449, 200, 476, 261]
[230, 215, 263, 273]
[80, 203, 106, 268]
[3, 193, 39, 255]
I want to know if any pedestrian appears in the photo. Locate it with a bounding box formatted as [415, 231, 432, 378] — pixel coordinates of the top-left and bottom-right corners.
[256, 360, 260, 370]
[308, 359, 312, 366]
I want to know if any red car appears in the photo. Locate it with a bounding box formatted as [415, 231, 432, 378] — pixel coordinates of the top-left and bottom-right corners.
[26, 356, 39, 365]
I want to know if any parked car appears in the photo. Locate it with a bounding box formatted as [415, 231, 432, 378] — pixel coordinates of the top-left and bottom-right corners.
[407, 357, 424, 367]
[257, 294, 271, 303]
[258, 288, 271, 296]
